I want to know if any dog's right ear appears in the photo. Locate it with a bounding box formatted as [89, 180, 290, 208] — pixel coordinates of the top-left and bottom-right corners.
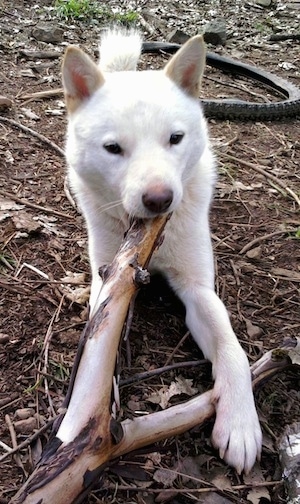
[62, 46, 105, 113]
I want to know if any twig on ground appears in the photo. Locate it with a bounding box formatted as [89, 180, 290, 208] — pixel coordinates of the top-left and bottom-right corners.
[40, 305, 64, 417]
[164, 330, 190, 367]
[120, 359, 208, 387]
[138, 14, 156, 36]
[0, 416, 59, 463]
[205, 75, 270, 102]
[0, 440, 13, 453]
[239, 230, 292, 255]
[0, 116, 64, 157]
[0, 190, 74, 220]
[5, 415, 25, 473]
[104, 478, 283, 494]
[220, 151, 300, 207]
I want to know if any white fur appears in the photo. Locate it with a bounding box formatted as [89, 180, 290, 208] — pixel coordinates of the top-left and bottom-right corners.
[99, 28, 142, 72]
[63, 31, 262, 474]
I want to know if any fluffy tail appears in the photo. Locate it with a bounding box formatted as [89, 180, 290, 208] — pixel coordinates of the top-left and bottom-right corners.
[99, 29, 142, 72]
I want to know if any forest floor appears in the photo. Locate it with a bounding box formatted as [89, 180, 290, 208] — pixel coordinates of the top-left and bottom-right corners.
[0, 1, 299, 503]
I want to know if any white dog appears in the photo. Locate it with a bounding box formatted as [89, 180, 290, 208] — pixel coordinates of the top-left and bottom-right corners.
[62, 30, 262, 474]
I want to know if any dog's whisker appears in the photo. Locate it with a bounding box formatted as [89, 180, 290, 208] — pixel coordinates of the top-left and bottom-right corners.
[96, 200, 123, 214]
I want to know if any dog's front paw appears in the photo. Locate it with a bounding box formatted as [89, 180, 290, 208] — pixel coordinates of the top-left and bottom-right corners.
[211, 392, 262, 474]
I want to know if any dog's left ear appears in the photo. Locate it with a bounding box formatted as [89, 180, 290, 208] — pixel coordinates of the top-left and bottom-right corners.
[164, 35, 206, 97]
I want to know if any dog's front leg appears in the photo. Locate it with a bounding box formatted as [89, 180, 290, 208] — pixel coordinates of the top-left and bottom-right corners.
[178, 284, 262, 474]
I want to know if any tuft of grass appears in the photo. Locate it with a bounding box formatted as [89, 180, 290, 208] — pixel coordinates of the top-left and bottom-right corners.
[114, 11, 139, 25]
[54, 0, 108, 20]
[54, 0, 138, 25]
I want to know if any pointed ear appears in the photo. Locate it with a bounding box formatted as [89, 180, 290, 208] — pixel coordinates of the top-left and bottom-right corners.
[62, 46, 105, 113]
[164, 35, 206, 97]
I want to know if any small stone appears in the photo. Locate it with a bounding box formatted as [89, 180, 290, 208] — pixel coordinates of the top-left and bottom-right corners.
[14, 417, 37, 434]
[204, 19, 226, 46]
[255, 0, 272, 6]
[167, 29, 190, 44]
[15, 408, 35, 420]
[32, 25, 64, 44]
[0, 96, 13, 110]
[0, 333, 10, 344]
[246, 246, 262, 260]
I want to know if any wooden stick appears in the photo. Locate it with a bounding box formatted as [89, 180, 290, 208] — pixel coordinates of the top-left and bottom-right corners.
[10, 216, 171, 503]
[9, 212, 298, 504]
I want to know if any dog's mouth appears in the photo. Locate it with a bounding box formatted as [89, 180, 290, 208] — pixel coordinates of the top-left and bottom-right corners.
[127, 207, 172, 224]
[124, 186, 175, 223]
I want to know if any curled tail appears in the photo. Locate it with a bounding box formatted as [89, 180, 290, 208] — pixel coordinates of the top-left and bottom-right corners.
[99, 29, 142, 72]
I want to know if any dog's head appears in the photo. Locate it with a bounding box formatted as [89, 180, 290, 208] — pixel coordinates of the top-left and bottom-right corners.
[62, 36, 209, 219]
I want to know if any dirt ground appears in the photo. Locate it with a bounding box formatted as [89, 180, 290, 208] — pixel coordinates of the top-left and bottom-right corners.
[0, 1, 299, 503]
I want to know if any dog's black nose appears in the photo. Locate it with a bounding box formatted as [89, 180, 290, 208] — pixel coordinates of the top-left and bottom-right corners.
[142, 188, 173, 213]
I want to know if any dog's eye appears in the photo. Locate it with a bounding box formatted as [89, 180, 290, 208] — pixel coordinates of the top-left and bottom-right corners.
[170, 132, 184, 145]
[104, 143, 123, 155]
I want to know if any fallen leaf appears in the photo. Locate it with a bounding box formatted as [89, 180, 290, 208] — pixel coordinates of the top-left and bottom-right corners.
[211, 473, 232, 491]
[247, 488, 270, 504]
[271, 267, 300, 281]
[177, 455, 206, 483]
[245, 319, 263, 339]
[243, 463, 270, 504]
[0, 198, 24, 211]
[147, 376, 198, 409]
[209, 466, 232, 492]
[153, 468, 177, 487]
[12, 212, 42, 233]
[59, 272, 89, 305]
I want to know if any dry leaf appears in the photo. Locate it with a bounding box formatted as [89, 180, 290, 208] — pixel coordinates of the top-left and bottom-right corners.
[271, 267, 300, 281]
[147, 376, 198, 409]
[245, 319, 263, 339]
[59, 272, 89, 305]
[12, 212, 42, 233]
[211, 473, 232, 491]
[243, 463, 270, 504]
[0, 198, 24, 211]
[247, 488, 270, 504]
[153, 468, 177, 487]
[177, 455, 206, 483]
